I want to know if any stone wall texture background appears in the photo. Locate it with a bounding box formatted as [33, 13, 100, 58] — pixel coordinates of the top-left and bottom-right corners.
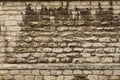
[0, 0, 120, 80]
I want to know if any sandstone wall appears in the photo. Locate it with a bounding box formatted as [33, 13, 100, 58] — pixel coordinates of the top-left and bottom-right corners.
[0, 1, 120, 80]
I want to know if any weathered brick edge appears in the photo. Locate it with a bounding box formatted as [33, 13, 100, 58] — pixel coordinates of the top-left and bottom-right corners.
[0, 64, 120, 70]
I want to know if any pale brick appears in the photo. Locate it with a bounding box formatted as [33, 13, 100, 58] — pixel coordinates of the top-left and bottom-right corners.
[104, 70, 113, 75]
[82, 43, 92, 48]
[63, 70, 73, 75]
[111, 76, 120, 80]
[73, 48, 83, 52]
[25, 76, 34, 80]
[40, 70, 50, 75]
[63, 47, 72, 52]
[20, 70, 31, 75]
[104, 48, 115, 53]
[43, 48, 52, 52]
[86, 57, 100, 63]
[0, 70, 9, 75]
[99, 37, 110, 42]
[57, 76, 64, 80]
[32, 70, 39, 75]
[113, 70, 120, 75]
[83, 70, 92, 75]
[98, 76, 109, 80]
[81, 53, 91, 58]
[14, 75, 24, 80]
[92, 43, 106, 47]
[10, 70, 19, 75]
[87, 75, 98, 80]
[51, 70, 62, 75]
[64, 76, 74, 80]
[35, 76, 42, 80]
[3, 75, 13, 80]
[73, 70, 82, 75]
[102, 58, 113, 63]
[4, 21, 18, 26]
[52, 48, 63, 53]
[92, 70, 103, 75]
[44, 76, 56, 80]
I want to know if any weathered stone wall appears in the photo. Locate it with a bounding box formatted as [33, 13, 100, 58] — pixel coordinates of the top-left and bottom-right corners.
[0, 1, 120, 80]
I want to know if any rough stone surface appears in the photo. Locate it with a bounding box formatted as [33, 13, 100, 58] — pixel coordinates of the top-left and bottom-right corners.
[0, 0, 120, 80]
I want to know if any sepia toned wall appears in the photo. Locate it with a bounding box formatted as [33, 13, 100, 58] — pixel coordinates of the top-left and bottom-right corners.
[0, 1, 120, 80]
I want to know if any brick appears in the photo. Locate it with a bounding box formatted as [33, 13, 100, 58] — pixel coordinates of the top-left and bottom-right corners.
[63, 70, 73, 75]
[102, 58, 113, 63]
[83, 70, 92, 75]
[98, 76, 108, 80]
[3, 75, 13, 80]
[53, 48, 63, 53]
[35, 76, 42, 80]
[64, 76, 74, 80]
[25, 76, 34, 80]
[40, 70, 50, 76]
[73, 70, 82, 75]
[44, 76, 56, 80]
[14, 75, 24, 80]
[104, 70, 113, 75]
[10, 70, 19, 75]
[57, 76, 64, 80]
[99, 37, 110, 42]
[73, 48, 83, 52]
[20, 70, 31, 75]
[43, 48, 52, 53]
[0, 70, 9, 75]
[92, 70, 103, 75]
[32, 70, 39, 75]
[113, 70, 120, 75]
[4, 21, 18, 26]
[82, 43, 92, 48]
[86, 57, 100, 63]
[111, 76, 120, 80]
[63, 47, 72, 52]
[51, 70, 62, 75]
[87, 75, 98, 80]
[104, 48, 115, 53]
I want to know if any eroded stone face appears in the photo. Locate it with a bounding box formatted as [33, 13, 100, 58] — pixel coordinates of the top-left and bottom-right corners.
[2, 0, 120, 64]
[0, 0, 120, 80]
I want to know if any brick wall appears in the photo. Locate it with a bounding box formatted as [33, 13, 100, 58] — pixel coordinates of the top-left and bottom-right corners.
[0, 1, 120, 80]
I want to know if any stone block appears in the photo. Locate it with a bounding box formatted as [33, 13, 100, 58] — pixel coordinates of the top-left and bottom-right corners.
[104, 70, 113, 75]
[10, 70, 19, 75]
[50, 70, 62, 75]
[64, 76, 74, 80]
[25, 76, 34, 80]
[32, 70, 39, 75]
[40, 70, 50, 76]
[87, 75, 98, 80]
[14, 75, 24, 80]
[83, 70, 92, 75]
[35, 76, 42, 80]
[0, 70, 9, 75]
[63, 70, 73, 75]
[3, 75, 13, 80]
[98, 76, 109, 80]
[73, 70, 82, 75]
[44, 76, 56, 80]
[63, 47, 72, 52]
[52, 48, 63, 53]
[113, 70, 120, 75]
[20, 70, 31, 75]
[92, 70, 103, 75]
[57, 76, 64, 80]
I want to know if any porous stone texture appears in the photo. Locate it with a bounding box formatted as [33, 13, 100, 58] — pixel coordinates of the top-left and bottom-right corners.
[0, 0, 120, 80]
